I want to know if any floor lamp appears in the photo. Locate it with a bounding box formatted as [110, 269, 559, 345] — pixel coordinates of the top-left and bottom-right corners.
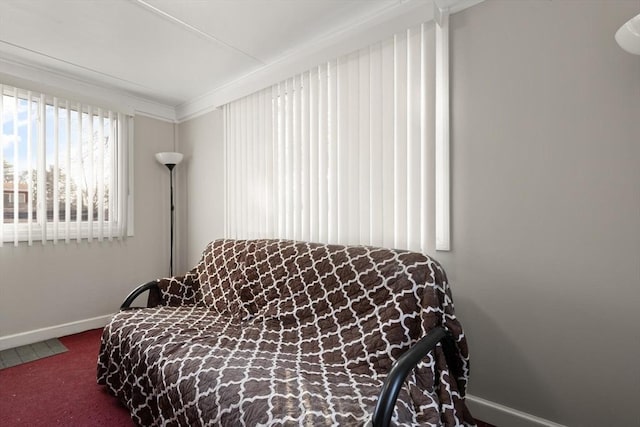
[155, 152, 184, 276]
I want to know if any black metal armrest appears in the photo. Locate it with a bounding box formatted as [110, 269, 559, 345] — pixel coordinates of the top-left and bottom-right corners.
[120, 280, 160, 310]
[372, 326, 448, 427]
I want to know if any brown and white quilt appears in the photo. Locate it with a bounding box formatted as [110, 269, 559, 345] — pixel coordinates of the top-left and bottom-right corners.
[97, 239, 474, 426]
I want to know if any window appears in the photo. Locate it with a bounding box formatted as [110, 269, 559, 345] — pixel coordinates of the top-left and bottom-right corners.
[0, 84, 132, 246]
[223, 17, 450, 253]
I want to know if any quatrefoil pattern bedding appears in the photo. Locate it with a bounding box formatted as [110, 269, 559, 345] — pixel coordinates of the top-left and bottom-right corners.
[97, 239, 474, 426]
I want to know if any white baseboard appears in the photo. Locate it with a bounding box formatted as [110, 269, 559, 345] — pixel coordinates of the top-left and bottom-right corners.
[0, 314, 114, 351]
[467, 394, 566, 427]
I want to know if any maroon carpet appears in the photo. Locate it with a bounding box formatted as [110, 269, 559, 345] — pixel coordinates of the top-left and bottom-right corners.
[0, 329, 133, 427]
[0, 328, 496, 427]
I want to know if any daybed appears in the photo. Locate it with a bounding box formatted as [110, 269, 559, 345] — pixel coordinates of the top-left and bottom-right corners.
[97, 239, 474, 426]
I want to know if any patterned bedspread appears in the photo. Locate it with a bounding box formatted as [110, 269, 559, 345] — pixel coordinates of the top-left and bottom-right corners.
[97, 239, 474, 426]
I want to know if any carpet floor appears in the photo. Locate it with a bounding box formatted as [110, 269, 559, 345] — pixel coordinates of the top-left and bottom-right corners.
[0, 328, 495, 427]
[0, 329, 133, 426]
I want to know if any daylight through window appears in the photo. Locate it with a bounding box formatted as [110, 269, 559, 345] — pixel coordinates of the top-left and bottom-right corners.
[223, 19, 450, 253]
[0, 84, 131, 246]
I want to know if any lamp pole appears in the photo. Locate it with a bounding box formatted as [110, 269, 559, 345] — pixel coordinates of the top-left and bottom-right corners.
[167, 163, 176, 276]
[155, 152, 183, 277]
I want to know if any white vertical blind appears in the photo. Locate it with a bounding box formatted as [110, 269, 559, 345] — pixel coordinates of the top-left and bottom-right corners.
[0, 85, 4, 246]
[12, 87, 20, 246]
[76, 102, 83, 242]
[0, 84, 131, 245]
[224, 19, 449, 252]
[53, 97, 60, 244]
[65, 100, 72, 244]
[435, 12, 451, 251]
[37, 93, 47, 245]
[97, 109, 105, 242]
[87, 105, 94, 243]
[27, 92, 34, 245]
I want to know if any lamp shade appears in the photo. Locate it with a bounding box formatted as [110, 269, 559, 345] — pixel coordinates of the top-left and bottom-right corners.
[155, 152, 184, 166]
[615, 13, 640, 55]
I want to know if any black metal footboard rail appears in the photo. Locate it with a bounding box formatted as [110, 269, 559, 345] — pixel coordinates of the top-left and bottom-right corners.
[120, 280, 160, 310]
[372, 327, 448, 427]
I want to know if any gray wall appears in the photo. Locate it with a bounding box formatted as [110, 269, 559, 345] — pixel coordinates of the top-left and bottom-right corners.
[0, 115, 175, 337]
[176, 109, 225, 271]
[439, 1, 640, 426]
[174, 1, 639, 425]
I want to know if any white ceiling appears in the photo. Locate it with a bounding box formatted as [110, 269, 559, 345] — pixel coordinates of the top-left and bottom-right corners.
[0, 0, 481, 121]
[0, 0, 409, 109]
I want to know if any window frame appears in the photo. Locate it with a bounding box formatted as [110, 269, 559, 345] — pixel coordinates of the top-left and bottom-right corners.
[0, 84, 134, 245]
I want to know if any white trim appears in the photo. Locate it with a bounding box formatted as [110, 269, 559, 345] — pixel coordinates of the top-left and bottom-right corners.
[0, 314, 113, 351]
[176, 0, 485, 123]
[0, 57, 176, 123]
[467, 394, 567, 427]
[176, 1, 433, 122]
[0, 0, 484, 124]
[435, 0, 486, 15]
